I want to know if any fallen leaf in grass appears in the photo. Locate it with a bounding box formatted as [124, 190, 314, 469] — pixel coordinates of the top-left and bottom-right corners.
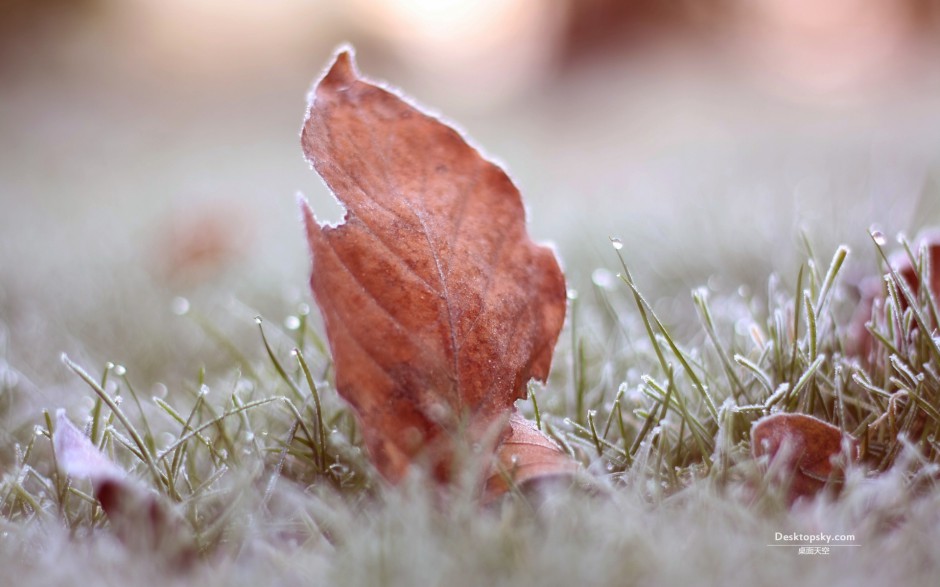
[484, 412, 580, 500]
[54, 411, 194, 565]
[847, 230, 940, 360]
[751, 413, 858, 502]
[299, 49, 571, 489]
[894, 230, 940, 304]
[54, 410, 127, 485]
[154, 200, 255, 286]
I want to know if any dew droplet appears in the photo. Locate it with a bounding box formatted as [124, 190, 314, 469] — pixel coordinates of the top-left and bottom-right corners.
[254, 316, 263, 325]
[152, 383, 168, 399]
[329, 462, 350, 476]
[591, 268, 616, 290]
[871, 229, 887, 246]
[105, 362, 115, 370]
[199, 384, 210, 397]
[566, 289, 579, 300]
[171, 296, 190, 316]
[33, 425, 44, 437]
[284, 315, 301, 331]
[113, 365, 126, 376]
[426, 400, 449, 422]
[298, 303, 310, 316]
[610, 237, 624, 250]
[290, 348, 299, 357]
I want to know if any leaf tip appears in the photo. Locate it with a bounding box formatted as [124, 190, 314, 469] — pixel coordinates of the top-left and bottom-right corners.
[54, 409, 126, 482]
[320, 45, 359, 93]
[296, 193, 313, 224]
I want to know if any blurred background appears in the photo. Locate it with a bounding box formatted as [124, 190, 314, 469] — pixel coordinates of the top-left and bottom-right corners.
[3, 0, 940, 399]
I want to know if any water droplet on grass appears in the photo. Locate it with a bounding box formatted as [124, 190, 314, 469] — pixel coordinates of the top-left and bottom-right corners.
[611, 237, 623, 250]
[171, 297, 190, 316]
[329, 462, 350, 476]
[152, 383, 168, 399]
[871, 229, 887, 246]
[591, 268, 616, 290]
[113, 365, 126, 376]
[284, 315, 301, 330]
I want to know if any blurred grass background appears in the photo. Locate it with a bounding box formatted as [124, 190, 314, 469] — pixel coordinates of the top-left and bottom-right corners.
[3, 0, 940, 403]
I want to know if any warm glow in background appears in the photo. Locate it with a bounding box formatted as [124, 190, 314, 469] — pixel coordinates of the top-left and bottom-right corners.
[3, 0, 940, 387]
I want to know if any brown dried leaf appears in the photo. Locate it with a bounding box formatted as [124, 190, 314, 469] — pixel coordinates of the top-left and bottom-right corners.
[751, 413, 858, 502]
[847, 230, 940, 360]
[155, 200, 253, 285]
[54, 411, 194, 565]
[55, 410, 127, 488]
[895, 231, 940, 303]
[300, 49, 570, 486]
[484, 412, 580, 500]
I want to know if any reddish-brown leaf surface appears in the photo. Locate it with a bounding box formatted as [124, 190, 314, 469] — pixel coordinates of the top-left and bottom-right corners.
[300, 50, 571, 488]
[751, 413, 858, 502]
[892, 230, 940, 305]
[483, 412, 581, 499]
[54, 411, 194, 564]
[847, 230, 940, 360]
